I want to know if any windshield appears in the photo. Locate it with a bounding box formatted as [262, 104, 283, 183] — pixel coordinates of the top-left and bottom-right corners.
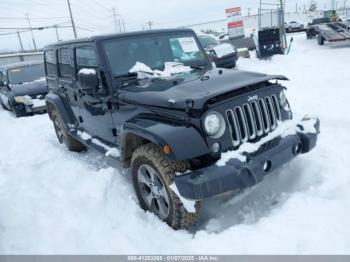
[8, 64, 45, 85]
[313, 18, 330, 24]
[103, 32, 209, 77]
[198, 35, 219, 48]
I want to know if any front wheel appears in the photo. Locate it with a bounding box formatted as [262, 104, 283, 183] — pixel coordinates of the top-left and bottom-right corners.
[131, 143, 201, 230]
[52, 110, 86, 152]
[318, 35, 325, 45]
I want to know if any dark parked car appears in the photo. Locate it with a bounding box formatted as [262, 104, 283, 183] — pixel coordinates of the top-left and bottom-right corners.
[44, 29, 320, 230]
[0, 62, 48, 117]
[306, 17, 331, 39]
[197, 33, 238, 69]
[341, 18, 350, 30]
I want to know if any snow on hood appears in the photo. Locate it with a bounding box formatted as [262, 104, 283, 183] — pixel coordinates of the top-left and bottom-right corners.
[123, 69, 288, 110]
[9, 78, 48, 97]
[129, 62, 192, 80]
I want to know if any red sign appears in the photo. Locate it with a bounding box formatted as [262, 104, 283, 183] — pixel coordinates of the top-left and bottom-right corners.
[228, 21, 244, 28]
[226, 6, 245, 39]
[225, 7, 241, 14]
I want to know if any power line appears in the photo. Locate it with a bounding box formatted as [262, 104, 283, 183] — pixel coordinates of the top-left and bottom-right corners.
[0, 16, 69, 20]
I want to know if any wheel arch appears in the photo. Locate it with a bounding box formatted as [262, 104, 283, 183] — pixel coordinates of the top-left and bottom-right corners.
[120, 118, 209, 167]
[45, 93, 75, 128]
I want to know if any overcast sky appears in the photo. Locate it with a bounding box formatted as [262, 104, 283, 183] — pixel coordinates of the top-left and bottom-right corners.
[0, 0, 336, 52]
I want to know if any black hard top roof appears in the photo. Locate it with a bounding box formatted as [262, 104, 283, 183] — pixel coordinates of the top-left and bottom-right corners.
[1, 61, 43, 70]
[44, 28, 195, 49]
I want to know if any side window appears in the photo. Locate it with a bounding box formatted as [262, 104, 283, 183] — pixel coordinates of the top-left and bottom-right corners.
[58, 48, 74, 78]
[75, 47, 98, 72]
[45, 50, 58, 78]
[0, 70, 4, 82]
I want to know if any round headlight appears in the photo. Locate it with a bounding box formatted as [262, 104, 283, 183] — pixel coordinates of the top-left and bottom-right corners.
[204, 112, 225, 137]
[279, 91, 291, 111]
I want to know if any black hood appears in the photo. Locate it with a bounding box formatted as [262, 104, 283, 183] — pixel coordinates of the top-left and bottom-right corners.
[9, 79, 48, 97]
[121, 69, 288, 110]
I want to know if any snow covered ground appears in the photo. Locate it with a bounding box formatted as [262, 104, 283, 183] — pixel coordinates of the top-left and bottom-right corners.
[1, 34, 350, 254]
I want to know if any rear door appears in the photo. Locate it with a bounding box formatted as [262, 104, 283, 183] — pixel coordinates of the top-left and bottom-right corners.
[57, 47, 81, 119]
[44, 50, 60, 94]
[75, 46, 115, 144]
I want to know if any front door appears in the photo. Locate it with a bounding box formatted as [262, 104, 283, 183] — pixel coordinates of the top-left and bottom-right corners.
[74, 46, 115, 145]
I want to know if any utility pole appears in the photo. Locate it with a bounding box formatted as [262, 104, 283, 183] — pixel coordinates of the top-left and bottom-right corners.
[67, 0, 77, 38]
[17, 32, 24, 52]
[25, 14, 37, 51]
[54, 25, 60, 42]
[112, 8, 123, 33]
[122, 19, 126, 32]
[112, 8, 117, 32]
[279, 0, 287, 49]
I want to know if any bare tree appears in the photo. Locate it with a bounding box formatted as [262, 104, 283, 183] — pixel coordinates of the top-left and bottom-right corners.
[309, 1, 318, 11]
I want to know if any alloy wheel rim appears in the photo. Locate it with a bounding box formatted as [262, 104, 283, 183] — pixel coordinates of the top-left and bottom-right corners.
[137, 164, 170, 220]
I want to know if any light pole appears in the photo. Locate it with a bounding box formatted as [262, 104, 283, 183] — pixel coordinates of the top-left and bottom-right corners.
[25, 14, 37, 51]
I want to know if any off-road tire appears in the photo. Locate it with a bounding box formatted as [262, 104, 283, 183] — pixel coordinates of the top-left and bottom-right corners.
[52, 110, 85, 152]
[11, 105, 23, 118]
[0, 100, 6, 110]
[318, 35, 325, 45]
[131, 143, 201, 230]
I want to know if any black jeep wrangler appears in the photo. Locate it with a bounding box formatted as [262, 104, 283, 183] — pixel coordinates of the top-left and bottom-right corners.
[44, 29, 320, 230]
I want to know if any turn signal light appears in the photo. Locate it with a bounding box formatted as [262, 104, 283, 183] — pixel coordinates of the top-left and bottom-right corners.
[163, 145, 171, 154]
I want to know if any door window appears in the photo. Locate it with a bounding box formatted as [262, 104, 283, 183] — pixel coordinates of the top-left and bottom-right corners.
[58, 48, 74, 78]
[75, 47, 98, 72]
[45, 50, 58, 78]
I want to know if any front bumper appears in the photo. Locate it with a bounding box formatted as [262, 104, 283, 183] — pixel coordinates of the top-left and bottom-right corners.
[174, 118, 320, 200]
[12, 101, 47, 117]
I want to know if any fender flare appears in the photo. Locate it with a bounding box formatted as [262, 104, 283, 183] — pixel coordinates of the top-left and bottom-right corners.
[45, 93, 75, 128]
[121, 118, 210, 161]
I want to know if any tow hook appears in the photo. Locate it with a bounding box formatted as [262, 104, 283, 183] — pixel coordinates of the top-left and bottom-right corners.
[185, 99, 194, 127]
[293, 142, 303, 155]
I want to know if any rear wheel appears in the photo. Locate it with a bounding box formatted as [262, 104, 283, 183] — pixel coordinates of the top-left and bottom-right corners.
[318, 35, 325, 45]
[131, 143, 201, 230]
[0, 99, 6, 110]
[52, 110, 85, 152]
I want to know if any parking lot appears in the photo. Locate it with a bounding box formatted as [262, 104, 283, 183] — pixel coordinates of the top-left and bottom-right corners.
[0, 33, 349, 254]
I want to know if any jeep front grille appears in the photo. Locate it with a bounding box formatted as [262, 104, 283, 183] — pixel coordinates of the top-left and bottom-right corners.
[226, 95, 281, 146]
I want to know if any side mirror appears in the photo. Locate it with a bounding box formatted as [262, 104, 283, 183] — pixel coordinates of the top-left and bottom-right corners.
[77, 69, 99, 95]
[206, 51, 217, 61]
